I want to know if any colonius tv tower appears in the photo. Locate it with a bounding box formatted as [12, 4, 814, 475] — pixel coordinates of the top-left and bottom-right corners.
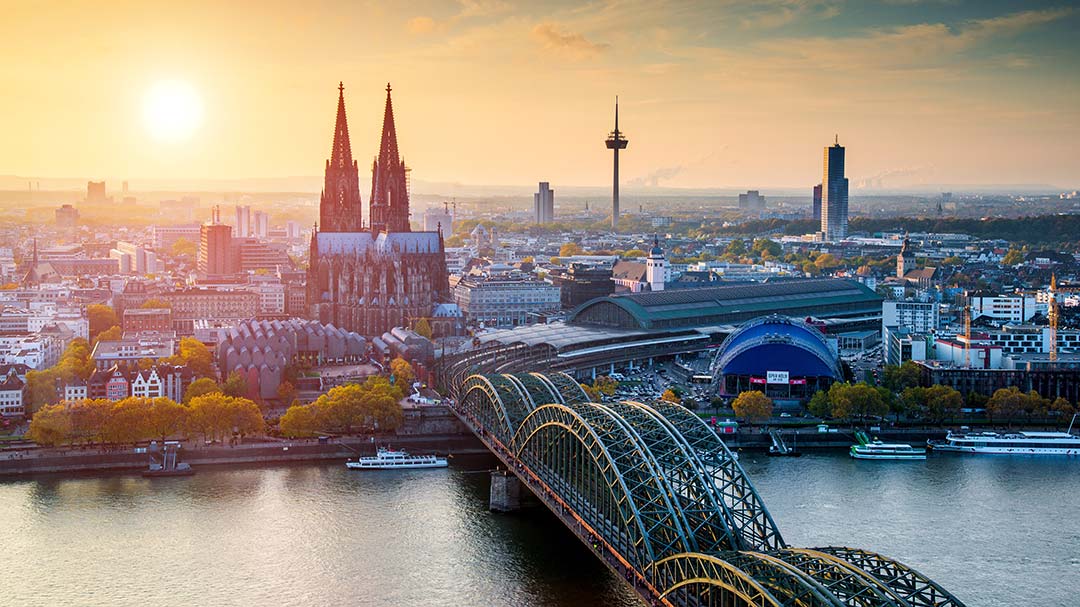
[605, 97, 629, 231]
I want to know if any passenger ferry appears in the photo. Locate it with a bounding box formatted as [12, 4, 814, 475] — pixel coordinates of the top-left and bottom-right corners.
[850, 439, 926, 460]
[929, 414, 1080, 456]
[346, 447, 449, 470]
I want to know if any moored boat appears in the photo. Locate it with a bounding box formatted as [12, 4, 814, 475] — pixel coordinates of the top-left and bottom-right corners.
[850, 440, 926, 460]
[346, 447, 449, 470]
[929, 414, 1080, 456]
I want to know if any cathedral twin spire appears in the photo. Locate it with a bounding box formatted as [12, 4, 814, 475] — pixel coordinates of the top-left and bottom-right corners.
[318, 82, 410, 234]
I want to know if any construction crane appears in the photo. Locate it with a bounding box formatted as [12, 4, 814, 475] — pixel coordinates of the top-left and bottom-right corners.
[1049, 274, 1058, 365]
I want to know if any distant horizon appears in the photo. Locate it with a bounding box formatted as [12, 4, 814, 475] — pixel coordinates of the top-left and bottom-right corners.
[0, 174, 1074, 198]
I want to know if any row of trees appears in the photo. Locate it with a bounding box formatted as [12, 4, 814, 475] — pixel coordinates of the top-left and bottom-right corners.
[27, 393, 263, 447]
[279, 376, 405, 437]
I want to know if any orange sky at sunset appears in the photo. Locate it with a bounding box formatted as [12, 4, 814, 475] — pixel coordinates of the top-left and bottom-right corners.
[2, 0, 1078, 190]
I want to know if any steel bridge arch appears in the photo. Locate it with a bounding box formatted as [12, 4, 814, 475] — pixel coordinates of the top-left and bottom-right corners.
[650, 552, 787, 607]
[810, 547, 966, 607]
[649, 400, 786, 552]
[512, 402, 696, 568]
[459, 374, 531, 444]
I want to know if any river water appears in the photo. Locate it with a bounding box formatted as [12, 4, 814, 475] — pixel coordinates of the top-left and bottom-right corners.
[1, 452, 1076, 606]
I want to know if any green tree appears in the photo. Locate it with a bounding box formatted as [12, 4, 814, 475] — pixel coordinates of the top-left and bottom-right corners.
[222, 370, 249, 398]
[986, 386, 1026, 426]
[183, 377, 221, 404]
[882, 361, 921, 393]
[827, 382, 887, 421]
[923, 385, 964, 425]
[732, 390, 773, 423]
[807, 390, 831, 418]
[1001, 248, 1024, 265]
[87, 304, 118, 339]
[751, 238, 782, 258]
[725, 239, 746, 256]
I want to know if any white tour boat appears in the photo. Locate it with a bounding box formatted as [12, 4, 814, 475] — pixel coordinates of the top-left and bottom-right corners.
[346, 447, 449, 470]
[850, 439, 926, 460]
[929, 414, 1080, 456]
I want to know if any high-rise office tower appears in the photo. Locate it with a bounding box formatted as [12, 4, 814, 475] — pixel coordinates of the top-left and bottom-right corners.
[235, 205, 251, 238]
[254, 210, 269, 239]
[199, 208, 235, 278]
[812, 184, 822, 221]
[820, 137, 849, 240]
[534, 182, 554, 224]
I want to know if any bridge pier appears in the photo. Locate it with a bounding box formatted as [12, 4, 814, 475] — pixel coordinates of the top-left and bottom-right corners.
[489, 469, 521, 512]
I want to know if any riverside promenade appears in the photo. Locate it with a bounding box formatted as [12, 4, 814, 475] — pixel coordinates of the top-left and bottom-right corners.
[0, 434, 486, 478]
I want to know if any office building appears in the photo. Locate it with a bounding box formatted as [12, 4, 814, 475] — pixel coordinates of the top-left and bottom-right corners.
[55, 204, 79, 228]
[534, 182, 555, 224]
[198, 217, 235, 278]
[254, 210, 269, 239]
[820, 138, 849, 240]
[737, 190, 766, 213]
[812, 184, 822, 221]
[235, 205, 251, 238]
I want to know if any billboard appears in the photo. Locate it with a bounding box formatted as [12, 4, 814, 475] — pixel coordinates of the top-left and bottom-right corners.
[766, 371, 790, 384]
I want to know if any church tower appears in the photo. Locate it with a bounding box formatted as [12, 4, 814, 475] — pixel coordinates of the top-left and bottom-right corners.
[897, 236, 915, 279]
[319, 83, 363, 232]
[370, 83, 411, 234]
[646, 234, 666, 292]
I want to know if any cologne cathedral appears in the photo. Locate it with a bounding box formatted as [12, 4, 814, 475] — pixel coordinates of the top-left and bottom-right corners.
[307, 83, 450, 336]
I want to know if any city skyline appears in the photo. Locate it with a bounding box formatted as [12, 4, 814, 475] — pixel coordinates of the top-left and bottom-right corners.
[2, 1, 1078, 190]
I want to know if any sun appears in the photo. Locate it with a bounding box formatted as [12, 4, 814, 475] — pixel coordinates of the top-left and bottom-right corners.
[142, 80, 203, 142]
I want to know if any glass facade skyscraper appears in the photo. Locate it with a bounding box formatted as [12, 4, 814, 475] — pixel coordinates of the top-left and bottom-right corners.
[820, 140, 849, 240]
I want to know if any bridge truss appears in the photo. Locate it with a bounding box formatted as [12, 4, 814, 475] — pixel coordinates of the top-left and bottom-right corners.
[455, 372, 966, 607]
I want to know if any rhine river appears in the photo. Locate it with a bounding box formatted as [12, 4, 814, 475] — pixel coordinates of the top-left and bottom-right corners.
[1, 452, 1077, 606]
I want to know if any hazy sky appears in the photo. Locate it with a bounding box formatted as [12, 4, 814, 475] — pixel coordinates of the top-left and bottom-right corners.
[3, 0, 1078, 190]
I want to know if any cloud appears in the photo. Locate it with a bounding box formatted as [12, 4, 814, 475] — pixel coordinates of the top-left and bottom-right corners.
[407, 16, 438, 35]
[531, 22, 610, 60]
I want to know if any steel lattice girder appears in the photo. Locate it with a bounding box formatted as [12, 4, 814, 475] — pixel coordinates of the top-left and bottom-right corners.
[544, 372, 590, 404]
[460, 374, 533, 444]
[767, 549, 912, 607]
[604, 401, 739, 553]
[721, 552, 848, 607]
[649, 401, 786, 552]
[811, 548, 966, 607]
[650, 552, 787, 607]
[508, 373, 560, 409]
[513, 402, 694, 567]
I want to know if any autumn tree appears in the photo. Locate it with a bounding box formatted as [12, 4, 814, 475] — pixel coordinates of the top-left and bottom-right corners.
[559, 242, 582, 257]
[164, 337, 214, 377]
[661, 389, 681, 404]
[580, 383, 601, 401]
[140, 298, 172, 309]
[27, 404, 72, 446]
[732, 390, 773, 423]
[87, 304, 118, 339]
[147, 397, 188, 441]
[280, 403, 319, 438]
[278, 376, 404, 436]
[1050, 397, 1075, 427]
[171, 237, 197, 257]
[222, 370, 248, 398]
[826, 382, 887, 421]
[92, 325, 122, 347]
[986, 387, 1026, 426]
[593, 375, 619, 397]
[183, 377, 221, 404]
[276, 380, 298, 405]
[390, 357, 416, 390]
[923, 385, 964, 425]
[68, 398, 113, 446]
[105, 397, 153, 444]
[413, 317, 433, 340]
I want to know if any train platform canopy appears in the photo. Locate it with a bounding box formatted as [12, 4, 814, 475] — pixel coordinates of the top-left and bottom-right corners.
[568, 278, 882, 331]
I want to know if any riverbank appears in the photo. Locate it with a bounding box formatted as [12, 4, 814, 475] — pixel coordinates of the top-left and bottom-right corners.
[0, 434, 487, 478]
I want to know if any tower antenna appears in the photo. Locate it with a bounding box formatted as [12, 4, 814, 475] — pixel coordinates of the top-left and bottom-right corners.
[605, 96, 629, 231]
